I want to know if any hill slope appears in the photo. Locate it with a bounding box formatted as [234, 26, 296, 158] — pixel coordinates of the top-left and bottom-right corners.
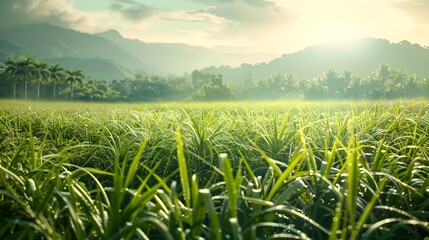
[1, 24, 429, 82]
[201, 38, 429, 82]
[0, 24, 225, 78]
[51, 57, 137, 81]
[94, 29, 218, 74]
[0, 24, 155, 80]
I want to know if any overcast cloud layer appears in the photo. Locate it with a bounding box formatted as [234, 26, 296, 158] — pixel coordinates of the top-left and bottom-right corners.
[0, 0, 428, 57]
[0, 0, 95, 31]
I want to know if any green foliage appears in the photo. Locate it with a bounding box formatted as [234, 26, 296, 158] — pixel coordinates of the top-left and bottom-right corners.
[0, 100, 428, 239]
[1, 56, 429, 102]
[191, 70, 234, 101]
[65, 68, 84, 101]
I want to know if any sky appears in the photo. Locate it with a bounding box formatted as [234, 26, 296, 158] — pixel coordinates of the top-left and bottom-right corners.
[0, 0, 428, 60]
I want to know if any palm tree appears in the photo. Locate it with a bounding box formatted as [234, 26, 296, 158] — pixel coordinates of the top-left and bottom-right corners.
[16, 56, 34, 100]
[0, 63, 6, 97]
[65, 68, 84, 101]
[33, 61, 49, 100]
[48, 64, 64, 101]
[4, 57, 19, 99]
[378, 64, 391, 99]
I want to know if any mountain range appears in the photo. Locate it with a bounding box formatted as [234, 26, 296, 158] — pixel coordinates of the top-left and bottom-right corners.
[203, 39, 429, 83]
[0, 23, 428, 82]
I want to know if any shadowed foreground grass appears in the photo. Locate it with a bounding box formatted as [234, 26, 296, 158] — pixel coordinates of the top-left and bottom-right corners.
[0, 100, 428, 239]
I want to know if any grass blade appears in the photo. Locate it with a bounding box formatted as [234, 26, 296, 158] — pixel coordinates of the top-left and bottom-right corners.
[176, 128, 191, 208]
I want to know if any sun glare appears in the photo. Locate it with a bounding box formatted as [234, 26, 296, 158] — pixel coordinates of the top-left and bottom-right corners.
[322, 29, 362, 48]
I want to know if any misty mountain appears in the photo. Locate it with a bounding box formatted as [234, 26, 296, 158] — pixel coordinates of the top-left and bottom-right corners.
[94, 29, 218, 74]
[52, 57, 137, 81]
[0, 24, 151, 68]
[0, 23, 222, 80]
[1, 24, 429, 83]
[0, 24, 149, 80]
[201, 38, 429, 83]
[0, 39, 30, 60]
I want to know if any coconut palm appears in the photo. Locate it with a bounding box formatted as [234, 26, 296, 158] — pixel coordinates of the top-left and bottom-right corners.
[4, 57, 19, 99]
[65, 68, 84, 101]
[0, 63, 6, 97]
[16, 56, 34, 100]
[378, 64, 391, 99]
[48, 64, 64, 101]
[33, 61, 50, 100]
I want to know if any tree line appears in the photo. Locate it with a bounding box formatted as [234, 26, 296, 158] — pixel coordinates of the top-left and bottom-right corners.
[0, 56, 84, 101]
[0, 55, 428, 101]
[238, 65, 428, 100]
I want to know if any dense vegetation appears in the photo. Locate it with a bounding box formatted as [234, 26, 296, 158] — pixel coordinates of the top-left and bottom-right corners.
[1, 56, 428, 102]
[0, 100, 428, 239]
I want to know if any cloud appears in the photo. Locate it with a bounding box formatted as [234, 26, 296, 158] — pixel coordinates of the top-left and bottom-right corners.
[187, 0, 293, 49]
[190, 0, 284, 23]
[179, 0, 291, 44]
[163, 9, 231, 25]
[193, 0, 276, 7]
[129, 0, 293, 53]
[243, 0, 277, 8]
[109, 0, 157, 22]
[0, 0, 95, 31]
[392, 0, 429, 25]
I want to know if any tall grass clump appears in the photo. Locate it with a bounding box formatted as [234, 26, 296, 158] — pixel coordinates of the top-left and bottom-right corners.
[0, 100, 428, 239]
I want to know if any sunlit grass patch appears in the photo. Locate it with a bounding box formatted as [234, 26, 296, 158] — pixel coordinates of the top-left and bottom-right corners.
[0, 100, 428, 239]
